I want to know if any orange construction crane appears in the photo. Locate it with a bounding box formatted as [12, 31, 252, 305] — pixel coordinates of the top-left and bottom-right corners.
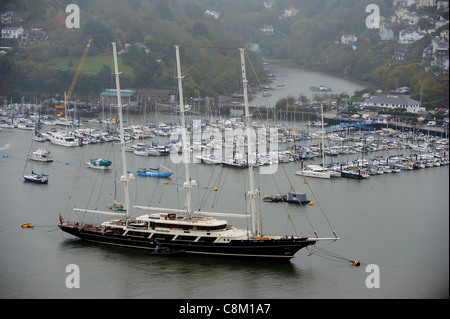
[62, 38, 93, 109]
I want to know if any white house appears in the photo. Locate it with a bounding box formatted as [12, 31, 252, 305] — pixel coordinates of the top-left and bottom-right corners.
[398, 29, 424, 44]
[0, 11, 22, 24]
[341, 34, 357, 45]
[417, 0, 437, 7]
[380, 27, 394, 40]
[362, 96, 426, 113]
[279, 7, 298, 19]
[259, 25, 274, 35]
[205, 10, 220, 19]
[1, 26, 24, 39]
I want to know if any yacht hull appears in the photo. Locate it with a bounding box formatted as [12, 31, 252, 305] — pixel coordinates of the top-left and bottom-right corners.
[59, 224, 315, 260]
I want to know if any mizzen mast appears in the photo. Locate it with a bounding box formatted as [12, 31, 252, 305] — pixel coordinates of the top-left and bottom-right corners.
[239, 48, 261, 238]
[112, 42, 131, 218]
[175, 45, 194, 219]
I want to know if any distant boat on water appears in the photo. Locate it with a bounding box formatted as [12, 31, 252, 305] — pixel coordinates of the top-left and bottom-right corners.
[86, 158, 112, 170]
[28, 148, 53, 162]
[136, 166, 173, 178]
[23, 171, 49, 184]
[47, 131, 80, 147]
[309, 85, 332, 92]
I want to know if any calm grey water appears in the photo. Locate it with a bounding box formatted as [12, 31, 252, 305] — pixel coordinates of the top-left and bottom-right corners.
[1, 65, 448, 300]
[250, 63, 366, 108]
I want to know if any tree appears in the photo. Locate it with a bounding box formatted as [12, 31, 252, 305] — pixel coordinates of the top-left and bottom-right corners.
[298, 93, 309, 106]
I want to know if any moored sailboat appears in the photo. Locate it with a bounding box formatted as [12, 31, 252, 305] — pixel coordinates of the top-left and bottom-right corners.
[58, 44, 338, 260]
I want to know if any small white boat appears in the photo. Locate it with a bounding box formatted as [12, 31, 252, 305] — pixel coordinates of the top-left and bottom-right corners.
[32, 131, 47, 142]
[28, 148, 53, 162]
[196, 154, 222, 164]
[295, 164, 340, 179]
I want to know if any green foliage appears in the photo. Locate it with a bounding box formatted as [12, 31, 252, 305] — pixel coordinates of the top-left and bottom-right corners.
[1, 0, 447, 109]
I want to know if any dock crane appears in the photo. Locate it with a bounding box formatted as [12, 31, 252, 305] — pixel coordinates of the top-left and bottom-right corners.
[57, 38, 93, 112]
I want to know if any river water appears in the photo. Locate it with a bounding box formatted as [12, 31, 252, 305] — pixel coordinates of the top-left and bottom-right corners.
[0, 64, 448, 301]
[250, 63, 367, 108]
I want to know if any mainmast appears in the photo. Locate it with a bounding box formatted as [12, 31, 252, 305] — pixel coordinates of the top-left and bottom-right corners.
[112, 42, 131, 218]
[239, 48, 261, 238]
[175, 45, 194, 218]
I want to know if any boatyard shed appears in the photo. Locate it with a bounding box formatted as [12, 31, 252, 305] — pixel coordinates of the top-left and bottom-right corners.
[100, 89, 137, 107]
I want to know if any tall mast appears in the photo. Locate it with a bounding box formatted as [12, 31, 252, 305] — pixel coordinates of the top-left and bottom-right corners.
[239, 48, 260, 238]
[321, 103, 325, 168]
[112, 42, 131, 218]
[175, 45, 193, 218]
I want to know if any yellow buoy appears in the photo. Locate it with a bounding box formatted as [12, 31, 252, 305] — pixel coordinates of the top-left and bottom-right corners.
[21, 223, 33, 228]
[213, 187, 218, 191]
[164, 181, 169, 185]
[309, 201, 313, 206]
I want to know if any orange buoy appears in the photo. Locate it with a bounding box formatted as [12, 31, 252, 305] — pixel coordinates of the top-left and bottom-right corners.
[353, 260, 360, 266]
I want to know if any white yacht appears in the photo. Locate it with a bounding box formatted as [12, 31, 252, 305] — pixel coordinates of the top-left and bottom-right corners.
[47, 131, 80, 147]
[28, 148, 53, 162]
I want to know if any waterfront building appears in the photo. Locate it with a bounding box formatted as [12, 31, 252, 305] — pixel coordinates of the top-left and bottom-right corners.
[362, 96, 426, 113]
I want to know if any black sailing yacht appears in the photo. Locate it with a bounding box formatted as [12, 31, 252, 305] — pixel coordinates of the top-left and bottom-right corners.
[59, 44, 338, 260]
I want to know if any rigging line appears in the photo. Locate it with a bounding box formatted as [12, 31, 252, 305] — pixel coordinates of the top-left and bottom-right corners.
[298, 166, 338, 238]
[212, 166, 229, 208]
[65, 139, 88, 217]
[94, 143, 114, 209]
[197, 163, 216, 209]
[245, 53, 306, 236]
[141, 42, 243, 51]
[245, 51, 337, 238]
[23, 136, 34, 175]
[195, 49, 239, 98]
[210, 165, 225, 208]
[307, 245, 357, 264]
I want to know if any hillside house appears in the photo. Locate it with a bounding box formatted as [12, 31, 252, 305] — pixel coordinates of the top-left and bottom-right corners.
[19, 28, 48, 47]
[417, 0, 437, 7]
[434, 15, 449, 28]
[437, 0, 449, 11]
[393, 0, 418, 7]
[279, 7, 298, 19]
[398, 28, 424, 44]
[394, 48, 410, 60]
[341, 34, 357, 45]
[205, 10, 220, 19]
[423, 44, 434, 58]
[380, 28, 395, 40]
[0, 11, 22, 24]
[259, 25, 274, 35]
[1, 26, 24, 39]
